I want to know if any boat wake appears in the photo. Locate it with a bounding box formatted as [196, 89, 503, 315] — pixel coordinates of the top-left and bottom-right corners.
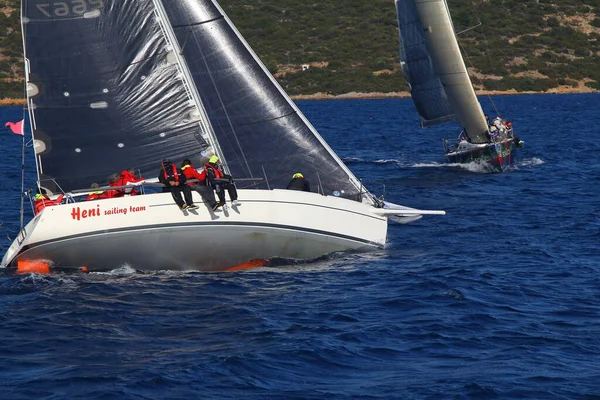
[519, 157, 545, 167]
[96, 264, 137, 275]
[342, 157, 404, 166]
[412, 161, 497, 173]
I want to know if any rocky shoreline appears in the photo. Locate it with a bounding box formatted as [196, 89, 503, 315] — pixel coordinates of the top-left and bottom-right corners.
[290, 86, 598, 100]
[1, 87, 597, 106]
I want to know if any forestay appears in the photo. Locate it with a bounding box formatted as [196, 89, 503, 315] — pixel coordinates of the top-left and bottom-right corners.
[22, 0, 372, 202]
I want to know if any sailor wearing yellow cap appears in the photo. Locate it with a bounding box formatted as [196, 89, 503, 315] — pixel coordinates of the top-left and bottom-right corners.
[203, 154, 239, 210]
[286, 172, 311, 192]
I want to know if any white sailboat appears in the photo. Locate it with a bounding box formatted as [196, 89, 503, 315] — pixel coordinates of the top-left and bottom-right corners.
[2, 0, 445, 273]
[395, 0, 524, 170]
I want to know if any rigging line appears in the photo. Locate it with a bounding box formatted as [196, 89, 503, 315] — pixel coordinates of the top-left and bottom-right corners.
[19, 118, 26, 231]
[456, 25, 501, 117]
[179, 28, 193, 55]
[239, 170, 291, 189]
[455, 21, 481, 36]
[172, 16, 224, 29]
[227, 110, 298, 128]
[19, 87, 27, 231]
[18, 4, 27, 231]
[465, 1, 500, 115]
[189, 33, 253, 178]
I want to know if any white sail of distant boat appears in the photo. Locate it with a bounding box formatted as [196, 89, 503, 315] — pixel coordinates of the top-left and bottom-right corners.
[395, 0, 523, 170]
[2, 0, 444, 272]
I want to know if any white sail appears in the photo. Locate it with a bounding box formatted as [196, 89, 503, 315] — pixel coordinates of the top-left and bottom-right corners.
[413, 0, 489, 143]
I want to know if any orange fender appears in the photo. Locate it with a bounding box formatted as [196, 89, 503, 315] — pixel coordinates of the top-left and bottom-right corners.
[17, 260, 51, 275]
[224, 259, 267, 272]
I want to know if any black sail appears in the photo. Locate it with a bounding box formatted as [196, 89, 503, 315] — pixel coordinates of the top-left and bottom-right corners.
[160, 1, 367, 199]
[23, 0, 211, 193]
[395, 0, 455, 126]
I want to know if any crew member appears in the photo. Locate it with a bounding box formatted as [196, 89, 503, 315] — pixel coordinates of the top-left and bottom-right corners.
[204, 155, 238, 211]
[286, 172, 311, 192]
[158, 159, 196, 210]
[181, 159, 218, 210]
[85, 183, 108, 201]
[34, 188, 65, 215]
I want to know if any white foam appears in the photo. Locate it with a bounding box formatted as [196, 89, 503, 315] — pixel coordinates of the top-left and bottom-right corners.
[520, 157, 544, 167]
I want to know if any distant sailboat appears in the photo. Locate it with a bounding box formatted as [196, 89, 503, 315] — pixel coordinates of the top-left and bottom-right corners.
[395, 0, 524, 170]
[2, 0, 444, 272]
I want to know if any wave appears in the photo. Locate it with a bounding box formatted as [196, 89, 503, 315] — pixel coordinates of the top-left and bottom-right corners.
[412, 161, 496, 173]
[520, 157, 545, 167]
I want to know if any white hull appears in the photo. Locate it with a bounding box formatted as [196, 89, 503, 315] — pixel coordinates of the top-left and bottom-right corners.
[2, 189, 390, 272]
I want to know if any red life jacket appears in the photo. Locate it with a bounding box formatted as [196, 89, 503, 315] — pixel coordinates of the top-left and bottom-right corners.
[204, 163, 223, 179]
[34, 194, 64, 215]
[162, 164, 180, 182]
[119, 170, 142, 196]
[109, 177, 125, 197]
[34, 197, 47, 215]
[181, 164, 207, 186]
[86, 191, 106, 201]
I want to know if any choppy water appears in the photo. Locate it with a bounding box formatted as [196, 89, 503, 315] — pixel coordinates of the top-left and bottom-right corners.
[1, 94, 599, 399]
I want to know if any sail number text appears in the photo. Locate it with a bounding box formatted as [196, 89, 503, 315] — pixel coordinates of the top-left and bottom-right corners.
[35, 0, 104, 17]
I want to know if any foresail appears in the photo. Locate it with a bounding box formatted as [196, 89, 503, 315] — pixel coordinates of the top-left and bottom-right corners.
[157, 1, 369, 201]
[395, 0, 455, 126]
[413, 0, 489, 143]
[22, 0, 213, 193]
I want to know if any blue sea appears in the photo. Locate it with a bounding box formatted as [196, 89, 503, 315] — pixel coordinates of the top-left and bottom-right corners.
[1, 94, 599, 399]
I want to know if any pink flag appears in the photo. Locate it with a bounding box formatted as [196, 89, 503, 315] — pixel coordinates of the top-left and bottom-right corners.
[5, 120, 24, 135]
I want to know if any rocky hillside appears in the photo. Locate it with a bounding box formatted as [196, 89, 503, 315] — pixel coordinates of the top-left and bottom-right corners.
[2, 0, 600, 100]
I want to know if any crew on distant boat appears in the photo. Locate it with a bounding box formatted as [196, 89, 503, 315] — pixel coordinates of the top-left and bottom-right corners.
[286, 172, 311, 192]
[487, 115, 511, 142]
[492, 116, 505, 134]
[181, 159, 218, 210]
[34, 188, 64, 215]
[204, 155, 238, 211]
[505, 121, 514, 137]
[159, 159, 197, 210]
[85, 183, 108, 201]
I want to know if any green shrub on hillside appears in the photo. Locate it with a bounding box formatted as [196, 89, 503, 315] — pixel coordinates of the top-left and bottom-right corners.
[0, 0, 598, 96]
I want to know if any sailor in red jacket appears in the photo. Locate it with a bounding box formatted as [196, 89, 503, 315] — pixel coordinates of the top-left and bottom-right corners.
[158, 159, 197, 210]
[85, 183, 109, 201]
[181, 159, 217, 210]
[34, 189, 64, 215]
[204, 155, 238, 211]
[117, 168, 145, 196]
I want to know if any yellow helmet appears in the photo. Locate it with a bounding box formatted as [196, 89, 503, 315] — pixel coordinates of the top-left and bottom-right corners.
[292, 173, 303, 179]
[208, 155, 219, 164]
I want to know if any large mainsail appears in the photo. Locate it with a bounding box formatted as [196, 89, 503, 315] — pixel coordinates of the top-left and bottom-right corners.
[413, 0, 489, 143]
[22, 0, 370, 201]
[23, 0, 212, 193]
[395, 0, 455, 126]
